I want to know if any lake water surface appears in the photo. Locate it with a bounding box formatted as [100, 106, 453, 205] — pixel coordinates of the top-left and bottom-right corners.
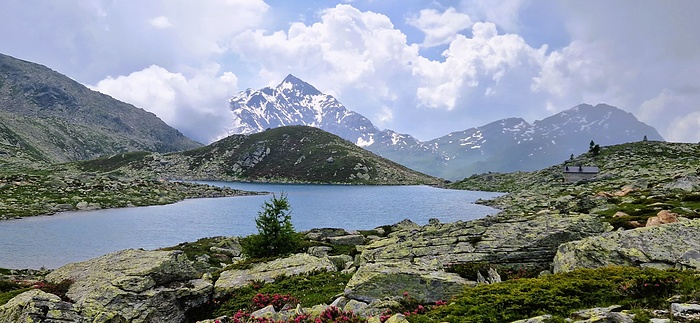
[0, 182, 502, 269]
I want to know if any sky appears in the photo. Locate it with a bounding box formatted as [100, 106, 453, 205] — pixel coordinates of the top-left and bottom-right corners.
[1, 0, 699, 144]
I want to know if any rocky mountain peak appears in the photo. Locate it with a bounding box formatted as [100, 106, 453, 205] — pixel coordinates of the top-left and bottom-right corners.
[278, 74, 323, 97]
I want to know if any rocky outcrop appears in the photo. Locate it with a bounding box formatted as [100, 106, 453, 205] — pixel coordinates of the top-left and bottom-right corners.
[0, 289, 82, 323]
[553, 219, 700, 273]
[513, 305, 637, 323]
[358, 213, 610, 268]
[42, 249, 210, 323]
[344, 261, 472, 303]
[215, 253, 336, 298]
[663, 176, 700, 191]
[346, 213, 610, 302]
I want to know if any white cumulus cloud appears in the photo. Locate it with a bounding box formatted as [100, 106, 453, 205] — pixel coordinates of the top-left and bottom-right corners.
[407, 7, 473, 47]
[92, 65, 238, 143]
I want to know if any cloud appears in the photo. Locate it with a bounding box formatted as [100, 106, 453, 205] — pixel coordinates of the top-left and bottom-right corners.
[407, 7, 472, 47]
[229, 4, 555, 139]
[413, 22, 547, 110]
[669, 112, 700, 143]
[528, 1, 700, 142]
[149, 16, 172, 29]
[460, 0, 528, 33]
[638, 89, 700, 142]
[92, 65, 238, 143]
[0, 0, 269, 84]
[230, 4, 419, 119]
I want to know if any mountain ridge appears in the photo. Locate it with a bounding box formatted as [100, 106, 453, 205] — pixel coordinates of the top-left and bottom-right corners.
[0, 53, 201, 164]
[227, 75, 663, 179]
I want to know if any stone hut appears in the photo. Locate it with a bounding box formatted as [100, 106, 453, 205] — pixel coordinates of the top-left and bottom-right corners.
[563, 165, 599, 183]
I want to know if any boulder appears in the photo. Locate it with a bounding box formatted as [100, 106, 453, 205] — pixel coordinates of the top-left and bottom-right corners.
[305, 228, 351, 241]
[43, 248, 209, 323]
[553, 219, 700, 273]
[327, 235, 365, 246]
[569, 305, 633, 322]
[671, 303, 700, 322]
[344, 261, 473, 303]
[0, 289, 82, 323]
[307, 246, 333, 257]
[215, 253, 336, 298]
[645, 210, 679, 227]
[511, 315, 553, 323]
[663, 176, 700, 191]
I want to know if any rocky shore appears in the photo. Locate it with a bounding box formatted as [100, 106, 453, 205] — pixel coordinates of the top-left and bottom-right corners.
[0, 167, 263, 219]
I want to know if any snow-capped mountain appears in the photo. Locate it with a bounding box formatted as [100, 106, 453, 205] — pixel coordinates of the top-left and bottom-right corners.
[391, 104, 664, 179]
[228, 74, 381, 147]
[227, 75, 663, 180]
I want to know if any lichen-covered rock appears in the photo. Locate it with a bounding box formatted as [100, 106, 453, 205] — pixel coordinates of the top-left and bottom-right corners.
[671, 303, 700, 322]
[663, 176, 700, 191]
[348, 212, 610, 302]
[360, 212, 611, 268]
[327, 234, 365, 246]
[215, 253, 336, 298]
[510, 315, 553, 323]
[344, 261, 473, 303]
[0, 289, 82, 323]
[553, 219, 700, 273]
[43, 248, 208, 323]
[305, 228, 351, 241]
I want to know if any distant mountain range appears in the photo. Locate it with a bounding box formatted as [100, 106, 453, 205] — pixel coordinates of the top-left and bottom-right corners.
[228, 75, 663, 179]
[0, 53, 201, 164]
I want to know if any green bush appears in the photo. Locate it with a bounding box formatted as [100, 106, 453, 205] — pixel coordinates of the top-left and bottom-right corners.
[240, 192, 301, 258]
[212, 271, 352, 317]
[410, 267, 700, 323]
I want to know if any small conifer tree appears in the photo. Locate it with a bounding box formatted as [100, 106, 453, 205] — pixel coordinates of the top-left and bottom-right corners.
[240, 192, 300, 258]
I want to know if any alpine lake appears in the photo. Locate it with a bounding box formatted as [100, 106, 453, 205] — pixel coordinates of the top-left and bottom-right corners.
[0, 182, 502, 269]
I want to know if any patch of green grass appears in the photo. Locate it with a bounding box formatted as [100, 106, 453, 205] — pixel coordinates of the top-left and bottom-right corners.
[0, 288, 31, 306]
[409, 267, 700, 323]
[212, 271, 353, 318]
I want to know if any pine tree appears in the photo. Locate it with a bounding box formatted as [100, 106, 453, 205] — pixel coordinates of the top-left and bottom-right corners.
[240, 192, 300, 258]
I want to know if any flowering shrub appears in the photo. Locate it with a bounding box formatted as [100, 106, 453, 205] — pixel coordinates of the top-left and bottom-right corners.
[251, 293, 299, 311]
[301, 306, 363, 323]
[33, 279, 73, 302]
[377, 292, 446, 322]
[619, 273, 680, 304]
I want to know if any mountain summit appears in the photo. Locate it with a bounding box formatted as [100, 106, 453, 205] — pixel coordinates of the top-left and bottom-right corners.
[227, 76, 663, 179]
[228, 74, 378, 146]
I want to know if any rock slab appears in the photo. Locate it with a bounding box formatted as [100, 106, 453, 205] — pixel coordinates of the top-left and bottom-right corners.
[553, 219, 700, 273]
[43, 248, 209, 323]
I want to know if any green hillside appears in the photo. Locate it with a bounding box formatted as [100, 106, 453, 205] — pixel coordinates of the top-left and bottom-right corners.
[78, 126, 440, 185]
